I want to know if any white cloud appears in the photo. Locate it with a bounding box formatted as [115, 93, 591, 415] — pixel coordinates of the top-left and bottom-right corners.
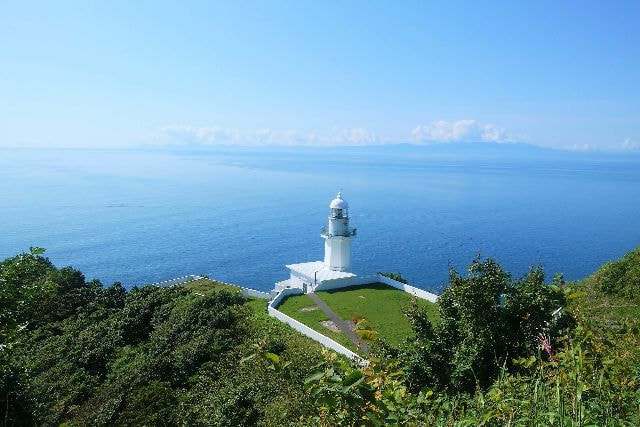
[150, 125, 381, 146]
[150, 121, 525, 147]
[411, 120, 518, 144]
[620, 138, 640, 150]
[334, 127, 380, 145]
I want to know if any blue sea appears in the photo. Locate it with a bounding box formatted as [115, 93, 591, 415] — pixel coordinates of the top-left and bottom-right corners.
[2, 145, 640, 293]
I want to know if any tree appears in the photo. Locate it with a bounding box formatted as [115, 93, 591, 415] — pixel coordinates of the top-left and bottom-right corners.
[401, 257, 566, 392]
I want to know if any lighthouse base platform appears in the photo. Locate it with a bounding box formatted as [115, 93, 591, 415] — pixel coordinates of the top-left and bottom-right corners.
[274, 261, 356, 294]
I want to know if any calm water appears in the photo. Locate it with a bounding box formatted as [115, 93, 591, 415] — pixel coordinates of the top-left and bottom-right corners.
[1, 146, 639, 293]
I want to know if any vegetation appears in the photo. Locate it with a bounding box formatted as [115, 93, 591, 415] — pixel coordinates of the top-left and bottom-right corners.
[0, 248, 326, 426]
[315, 283, 439, 346]
[277, 284, 439, 351]
[181, 277, 240, 294]
[277, 293, 357, 351]
[302, 254, 640, 425]
[397, 258, 568, 392]
[591, 246, 640, 300]
[2, 246, 640, 425]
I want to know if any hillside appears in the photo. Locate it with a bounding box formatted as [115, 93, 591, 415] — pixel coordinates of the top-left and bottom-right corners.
[572, 246, 640, 364]
[0, 250, 327, 425]
[2, 248, 640, 425]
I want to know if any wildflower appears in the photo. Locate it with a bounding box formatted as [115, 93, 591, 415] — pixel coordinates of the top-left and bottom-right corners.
[536, 332, 553, 360]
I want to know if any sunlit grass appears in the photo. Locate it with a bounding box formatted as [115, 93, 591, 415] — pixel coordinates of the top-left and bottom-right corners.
[277, 294, 357, 352]
[316, 283, 439, 346]
[278, 284, 439, 349]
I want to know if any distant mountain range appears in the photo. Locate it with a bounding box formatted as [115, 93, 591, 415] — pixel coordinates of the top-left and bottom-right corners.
[141, 141, 639, 163]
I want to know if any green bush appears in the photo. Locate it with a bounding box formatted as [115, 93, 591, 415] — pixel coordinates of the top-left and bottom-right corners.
[0, 249, 324, 425]
[399, 257, 566, 393]
[3, 248, 640, 426]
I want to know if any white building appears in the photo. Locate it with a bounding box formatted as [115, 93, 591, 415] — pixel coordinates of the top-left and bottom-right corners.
[274, 192, 357, 293]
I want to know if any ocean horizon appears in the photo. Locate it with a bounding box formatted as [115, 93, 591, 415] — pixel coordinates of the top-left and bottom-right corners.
[2, 144, 640, 293]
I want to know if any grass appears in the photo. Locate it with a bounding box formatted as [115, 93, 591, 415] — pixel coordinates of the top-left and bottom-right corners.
[278, 284, 439, 350]
[572, 272, 640, 353]
[316, 283, 440, 346]
[570, 247, 640, 331]
[181, 278, 439, 354]
[277, 294, 357, 351]
[575, 278, 640, 322]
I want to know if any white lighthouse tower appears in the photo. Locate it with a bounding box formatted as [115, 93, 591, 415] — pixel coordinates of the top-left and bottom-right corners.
[274, 191, 358, 294]
[322, 192, 356, 271]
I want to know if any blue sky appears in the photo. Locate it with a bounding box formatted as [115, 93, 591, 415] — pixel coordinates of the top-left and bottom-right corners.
[1, 1, 639, 150]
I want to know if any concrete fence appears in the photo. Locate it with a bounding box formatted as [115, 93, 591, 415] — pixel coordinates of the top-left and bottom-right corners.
[152, 275, 272, 300]
[313, 275, 378, 292]
[153, 272, 437, 363]
[376, 274, 439, 303]
[268, 288, 364, 363]
[240, 287, 272, 300]
[151, 275, 202, 288]
[270, 287, 303, 307]
[207, 279, 273, 299]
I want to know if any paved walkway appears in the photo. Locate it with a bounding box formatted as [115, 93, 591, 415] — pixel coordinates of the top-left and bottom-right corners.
[308, 293, 370, 356]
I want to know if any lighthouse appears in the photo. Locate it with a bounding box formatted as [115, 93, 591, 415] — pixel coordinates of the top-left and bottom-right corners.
[274, 191, 358, 294]
[321, 192, 356, 271]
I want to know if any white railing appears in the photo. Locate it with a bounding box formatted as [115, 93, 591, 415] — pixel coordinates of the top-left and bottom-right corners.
[313, 275, 378, 291]
[376, 274, 439, 303]
[151, 275, 272, 299]
[240, 287, 272, 299]
[150, 274, 202, 288]
[201, 278, 273, 300]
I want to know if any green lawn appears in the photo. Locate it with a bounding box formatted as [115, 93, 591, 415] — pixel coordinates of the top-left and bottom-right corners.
[277, 294, 357, 352]
[277, 284, 439, 349]
[316, 283, 439, 346]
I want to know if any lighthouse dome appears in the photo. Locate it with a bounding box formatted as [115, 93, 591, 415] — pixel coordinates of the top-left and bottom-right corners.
[329, 192, 349, 209]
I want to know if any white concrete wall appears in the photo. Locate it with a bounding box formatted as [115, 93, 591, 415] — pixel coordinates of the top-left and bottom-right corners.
[269, 287, 303, 309]
[267, 275, 437, 363]
[152, 275, 272, 300]
[240, 288, 271, 299]
[376, 275, 439, 303]
[313, 275, 378, 292]
[151, 275, 202, 288]
[206, 279, 273, 300]
[268, 288, 364, 363]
